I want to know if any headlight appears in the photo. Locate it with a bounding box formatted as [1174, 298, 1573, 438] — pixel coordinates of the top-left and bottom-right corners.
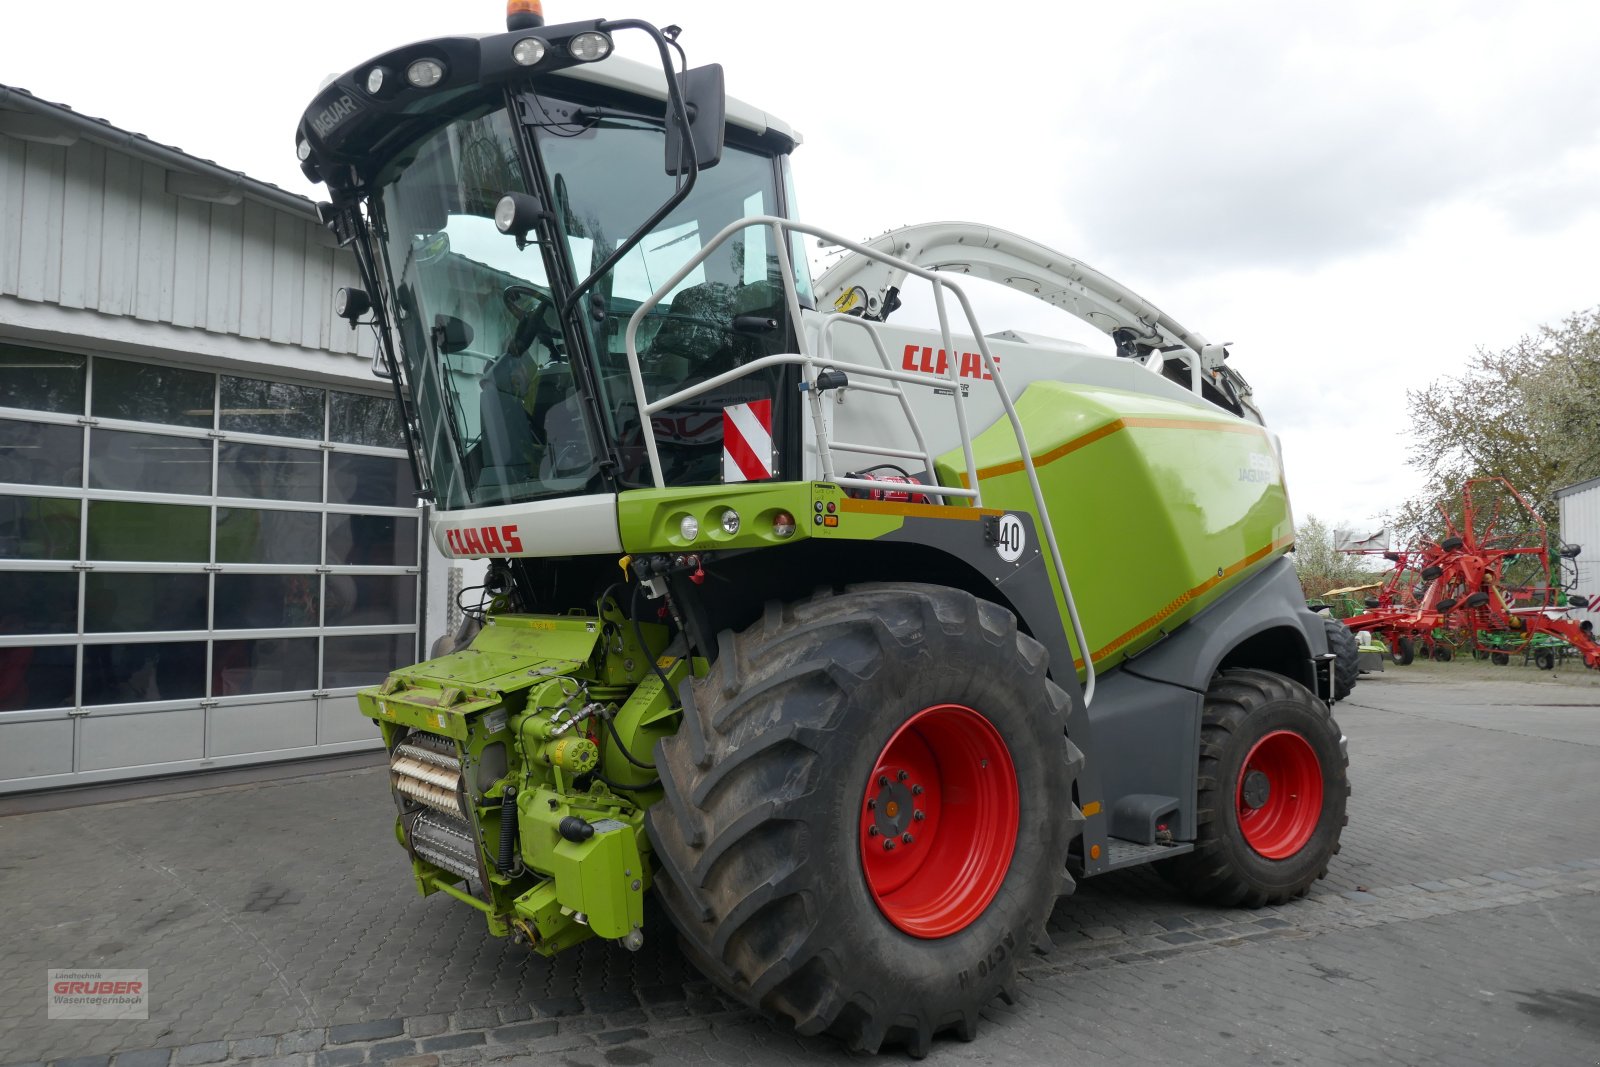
[334, 287, 372, 322]
[365, 67, 387, 94]
[512, 38, 547, 66]
[679, 515, 700, 541]
[720, 509, 741, 536]
[295, 139, 311, 161]
[406, 59, 446, 88]
[772, 511, 796, 539]
[568, 32, 612, 62]
[494, 196, 518, 234]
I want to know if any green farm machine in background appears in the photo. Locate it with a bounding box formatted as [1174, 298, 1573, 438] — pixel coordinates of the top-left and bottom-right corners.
[295, 4, 1351, 1054]
[1306, 585, 1386, 675]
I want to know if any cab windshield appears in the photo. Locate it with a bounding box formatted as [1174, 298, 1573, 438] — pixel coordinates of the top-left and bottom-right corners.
[375, 106, 597, 510]
[373, 99, 807, 508]
[532, 103, 807, 485]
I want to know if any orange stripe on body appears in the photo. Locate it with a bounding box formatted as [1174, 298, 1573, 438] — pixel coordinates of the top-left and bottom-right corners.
[838, 498, 1004, 522]
[1069, 533, 1296, 669]
[880, 412, 1283, 668]
[961, 415, 1270, 486]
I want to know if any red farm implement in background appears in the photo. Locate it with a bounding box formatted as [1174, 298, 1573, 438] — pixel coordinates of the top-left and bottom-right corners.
[1341, 478, 1600, 669]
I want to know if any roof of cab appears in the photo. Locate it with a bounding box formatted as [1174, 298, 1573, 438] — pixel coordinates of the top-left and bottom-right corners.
[555, 54, 801, 145]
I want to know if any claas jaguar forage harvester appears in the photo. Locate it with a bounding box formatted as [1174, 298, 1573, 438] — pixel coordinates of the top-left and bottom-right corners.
[294, 3, 1351, 1055]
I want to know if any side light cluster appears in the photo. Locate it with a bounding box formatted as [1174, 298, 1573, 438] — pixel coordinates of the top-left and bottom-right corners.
[672, 507, 800, 544]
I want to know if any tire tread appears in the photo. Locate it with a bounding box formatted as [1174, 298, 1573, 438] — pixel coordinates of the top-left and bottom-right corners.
[648, 584, 1081, 1056]
[1158, 669, 1349, 906]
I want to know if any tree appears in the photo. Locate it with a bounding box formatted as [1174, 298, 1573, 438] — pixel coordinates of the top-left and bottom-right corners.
[1293, 514, 1383, 601]
[1393, 306, 1600, 541]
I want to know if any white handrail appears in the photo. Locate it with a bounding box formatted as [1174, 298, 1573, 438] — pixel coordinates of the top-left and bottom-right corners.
[621, 216, 1097, 705]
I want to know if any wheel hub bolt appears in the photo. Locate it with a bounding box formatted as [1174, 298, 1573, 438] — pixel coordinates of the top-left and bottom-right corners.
[911, 784, 924, 796]
[901, 833, 914, 844]
[1241, 769, 1271, 810]
[883, 839, 896, 851]
[878, 775, 889, 788]
[896, 770, 909, 782]
[866, 798, 876, 810]
[868, 826, 879, 836]
[913, 810, 925, 821]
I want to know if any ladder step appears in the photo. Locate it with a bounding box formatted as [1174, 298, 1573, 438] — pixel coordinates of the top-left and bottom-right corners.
[1100, 838, 1193, 871]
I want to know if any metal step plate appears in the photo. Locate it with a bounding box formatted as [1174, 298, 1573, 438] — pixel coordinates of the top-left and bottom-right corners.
[1101, 838, 1194, 872]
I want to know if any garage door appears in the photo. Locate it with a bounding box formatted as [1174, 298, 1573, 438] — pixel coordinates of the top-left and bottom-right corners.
[0, 342, 420, 792]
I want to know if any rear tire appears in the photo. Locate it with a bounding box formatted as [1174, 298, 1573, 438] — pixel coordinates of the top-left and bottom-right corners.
[1491, 652, 1510, 666]
[648, 584, 1083, 1057]
[1321, 617, 1360, 702]
[1535, 649, 1556, 670]
[1433, 646, 1453, 662]
[1393, 637, 1415, 666]
[1157, 670, 1348, 907]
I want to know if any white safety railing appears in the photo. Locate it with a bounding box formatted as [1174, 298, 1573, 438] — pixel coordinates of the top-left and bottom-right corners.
[622, 216, 1097, 705]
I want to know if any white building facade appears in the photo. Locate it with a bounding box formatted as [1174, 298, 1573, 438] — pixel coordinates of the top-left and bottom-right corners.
[0, 87, 460, 793]
[1557, 475, 1600, 602]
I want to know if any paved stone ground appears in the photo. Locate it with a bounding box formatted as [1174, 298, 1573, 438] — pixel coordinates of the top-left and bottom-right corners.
[3, 664, 1599, 1066]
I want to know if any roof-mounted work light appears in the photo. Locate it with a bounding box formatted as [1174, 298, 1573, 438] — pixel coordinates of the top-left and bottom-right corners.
[568, 31, 612, 62]
[406, 58, 446, 88]
[512, 37, 547, 66]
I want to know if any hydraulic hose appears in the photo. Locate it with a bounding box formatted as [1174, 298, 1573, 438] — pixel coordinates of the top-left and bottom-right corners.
[630, 584, 682, 710]
[604, 712, 656, 770]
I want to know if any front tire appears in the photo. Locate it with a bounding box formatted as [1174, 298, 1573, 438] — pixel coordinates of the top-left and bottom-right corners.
[648, 585, 1083, 1056]
[1158, 670, 1348, 907]
[1393, 636, 1415, 666]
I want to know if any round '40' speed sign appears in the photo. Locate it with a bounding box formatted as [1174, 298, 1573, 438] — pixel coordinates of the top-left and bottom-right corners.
[995, 513, 1026, 563]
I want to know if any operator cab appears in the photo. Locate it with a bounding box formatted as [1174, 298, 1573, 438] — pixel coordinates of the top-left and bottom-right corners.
[296, 16, 809, 513]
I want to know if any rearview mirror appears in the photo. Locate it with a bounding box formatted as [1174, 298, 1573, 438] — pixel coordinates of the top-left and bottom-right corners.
[432, 314, 474, 354]
[665, 64, 726, 176]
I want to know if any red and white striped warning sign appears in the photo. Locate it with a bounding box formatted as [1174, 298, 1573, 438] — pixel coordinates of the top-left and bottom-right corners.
[722, 399, 774, 482]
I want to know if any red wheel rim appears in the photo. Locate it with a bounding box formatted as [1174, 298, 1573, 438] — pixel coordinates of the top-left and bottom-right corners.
[859, 704, 1019, 938]
[1236, 730, 1323, 859]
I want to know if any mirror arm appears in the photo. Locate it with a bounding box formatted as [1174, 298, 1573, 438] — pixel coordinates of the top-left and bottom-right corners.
[565, 19, 700, 309]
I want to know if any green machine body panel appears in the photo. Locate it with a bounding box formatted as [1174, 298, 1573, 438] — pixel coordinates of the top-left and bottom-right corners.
[358, 612, 690, 954]
[937, 381, 1294, 675]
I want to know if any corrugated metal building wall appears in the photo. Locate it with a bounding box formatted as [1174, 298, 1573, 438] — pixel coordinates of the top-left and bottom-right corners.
[1557, 476, 1600, 600]
[0, 86, 454, 794]
[0, 87, 369, 368]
